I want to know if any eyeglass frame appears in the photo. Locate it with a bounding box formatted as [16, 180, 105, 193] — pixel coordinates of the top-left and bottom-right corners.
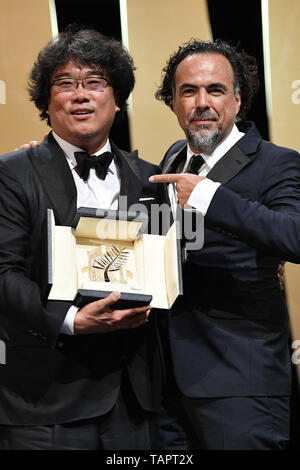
[49, 75, 111, 93]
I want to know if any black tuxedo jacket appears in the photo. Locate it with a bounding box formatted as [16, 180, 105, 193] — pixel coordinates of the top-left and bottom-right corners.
[0, 133, 167, 425]
[161, 121, 300, 398]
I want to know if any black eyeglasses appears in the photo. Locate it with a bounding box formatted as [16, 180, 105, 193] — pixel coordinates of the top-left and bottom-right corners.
[50, 76, 111, 93]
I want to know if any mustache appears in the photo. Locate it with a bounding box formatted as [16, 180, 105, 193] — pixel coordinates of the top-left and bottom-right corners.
[188, 111, 218, 122]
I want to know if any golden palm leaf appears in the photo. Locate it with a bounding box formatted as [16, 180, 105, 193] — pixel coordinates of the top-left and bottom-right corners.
[92, 245, 129, 282]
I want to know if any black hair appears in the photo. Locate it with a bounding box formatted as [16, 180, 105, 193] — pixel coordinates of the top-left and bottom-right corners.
[155, 39, 259, 119]
[28, 25, 135, 125]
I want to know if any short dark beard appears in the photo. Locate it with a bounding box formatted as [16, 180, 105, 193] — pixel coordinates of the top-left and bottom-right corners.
[186, 126, 221, 154]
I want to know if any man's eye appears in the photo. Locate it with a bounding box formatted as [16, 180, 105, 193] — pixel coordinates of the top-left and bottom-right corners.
[209, 88, 224, 96]
[182, 88, 195, 95]
[59, 80, 73, 86]
[86, 79, 101, 84]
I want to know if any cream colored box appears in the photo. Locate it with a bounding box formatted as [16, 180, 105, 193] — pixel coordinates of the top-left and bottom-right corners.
[46, 207, 183, 309]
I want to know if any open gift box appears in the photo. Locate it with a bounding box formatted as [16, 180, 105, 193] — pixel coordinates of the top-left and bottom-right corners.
[46, 207, 183, 309]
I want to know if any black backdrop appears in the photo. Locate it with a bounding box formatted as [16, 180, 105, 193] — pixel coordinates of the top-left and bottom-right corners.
[54, 0, 269, 149]
[55, 0, 130, 151]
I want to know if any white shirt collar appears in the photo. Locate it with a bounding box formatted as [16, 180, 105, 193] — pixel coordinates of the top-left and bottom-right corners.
[52, 131, 112, 169]
[186, 123, 245, 171]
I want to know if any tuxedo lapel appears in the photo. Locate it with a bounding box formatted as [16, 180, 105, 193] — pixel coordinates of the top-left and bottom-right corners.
[29, 133, 77, 225]
[163, 142, 252, 184]
[163, 122, 261, 184]
[207, 144, 252, 184]
[207, 122, 261, 183]
[162, 144, 187, 173]
[111, 142, 143, 210]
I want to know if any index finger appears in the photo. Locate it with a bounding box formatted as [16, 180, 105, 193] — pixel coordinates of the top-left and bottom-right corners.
[149, 173, 182, 184]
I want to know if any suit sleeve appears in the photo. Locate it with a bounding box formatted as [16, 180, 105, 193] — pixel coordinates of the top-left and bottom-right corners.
[0, 160, 72, 346]
[205, 148, 300, 262]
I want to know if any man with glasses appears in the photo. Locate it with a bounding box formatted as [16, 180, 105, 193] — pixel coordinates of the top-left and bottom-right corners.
[0, 26, 168, 450]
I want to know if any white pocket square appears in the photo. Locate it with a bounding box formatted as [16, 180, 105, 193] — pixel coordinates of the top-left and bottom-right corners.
[139, 197, 155, 201]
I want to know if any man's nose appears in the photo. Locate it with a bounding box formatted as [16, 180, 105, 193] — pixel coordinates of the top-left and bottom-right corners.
[195, 88, 210, 109]
[72, 82, 90, 101]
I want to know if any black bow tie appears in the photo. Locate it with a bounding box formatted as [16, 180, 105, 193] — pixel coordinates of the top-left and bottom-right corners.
[74, 151, 114, 181]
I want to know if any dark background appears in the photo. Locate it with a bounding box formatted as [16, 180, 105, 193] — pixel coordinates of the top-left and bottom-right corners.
[55, 0, 299, 448]
[55, 0, 268, 148]
[207, 0, 269, 141]
[55, 0, 130, 151]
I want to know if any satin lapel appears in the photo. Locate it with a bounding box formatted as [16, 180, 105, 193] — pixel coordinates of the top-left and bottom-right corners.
[111, 142, 142, 210]
[162, 142, 252, 184]
[207, 144, 252, 184]
[162, 144, 187, 173]
[29, 133, 77, 225]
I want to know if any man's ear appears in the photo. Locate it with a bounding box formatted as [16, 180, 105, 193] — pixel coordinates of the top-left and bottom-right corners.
[114, 92, 121, 112]
[171, 96, 176, 113]
[235, 90, 241, 116]
[171, 84, 176, 112]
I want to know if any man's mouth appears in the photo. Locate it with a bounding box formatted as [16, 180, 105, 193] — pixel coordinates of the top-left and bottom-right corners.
[189, 112, 218, 123]
[71, 109, 94, 116]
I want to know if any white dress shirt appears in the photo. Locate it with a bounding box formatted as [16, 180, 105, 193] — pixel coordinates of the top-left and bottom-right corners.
[169, 124, 244, 215]
[52, 132, 121, 334]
